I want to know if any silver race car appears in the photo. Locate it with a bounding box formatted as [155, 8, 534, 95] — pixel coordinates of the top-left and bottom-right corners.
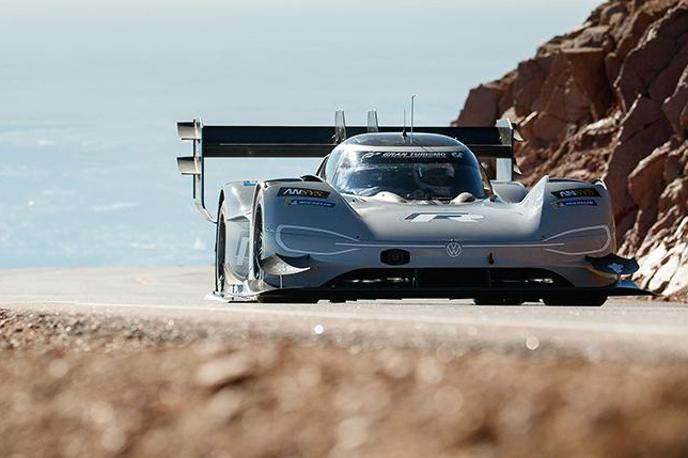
[176, 111, 650, 305]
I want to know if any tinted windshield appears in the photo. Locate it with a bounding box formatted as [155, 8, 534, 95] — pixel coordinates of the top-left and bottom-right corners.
[326, 149, 487, 200]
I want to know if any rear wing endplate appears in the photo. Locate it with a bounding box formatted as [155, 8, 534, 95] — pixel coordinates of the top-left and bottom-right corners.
[176, 112, 521, 223]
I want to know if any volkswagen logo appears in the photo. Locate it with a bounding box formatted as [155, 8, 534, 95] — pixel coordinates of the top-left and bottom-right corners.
[445, 241, 462, 258]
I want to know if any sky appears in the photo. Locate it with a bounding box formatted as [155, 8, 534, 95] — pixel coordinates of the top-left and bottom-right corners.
[0, 0, 602, 268]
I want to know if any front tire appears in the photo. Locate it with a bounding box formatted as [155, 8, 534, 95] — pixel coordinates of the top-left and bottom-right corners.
[473, 295, 524, 306]
[251, 205, 264, 281]
[543, 294, 607, 307]
[214, 206, 227, 294]
[257, 294, 318, 304]
[251, 203, 318, 304]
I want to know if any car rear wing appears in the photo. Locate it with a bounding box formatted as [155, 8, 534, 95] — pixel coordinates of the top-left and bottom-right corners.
[176, 111, 522, 223]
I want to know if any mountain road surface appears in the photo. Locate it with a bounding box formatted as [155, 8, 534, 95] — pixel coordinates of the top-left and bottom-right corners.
[1, 266, 686, 362]
[4, 266, 688, 457]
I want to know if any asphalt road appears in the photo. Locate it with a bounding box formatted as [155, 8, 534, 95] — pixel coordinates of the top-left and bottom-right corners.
[1, 266, 687, 361]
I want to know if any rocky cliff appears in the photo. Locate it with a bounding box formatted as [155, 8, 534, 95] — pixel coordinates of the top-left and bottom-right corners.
[454, 0, 688, 299]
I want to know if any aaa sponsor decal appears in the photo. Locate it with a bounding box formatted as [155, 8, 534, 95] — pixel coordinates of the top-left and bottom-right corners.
[405, 212, 485, 223]
[287, 198, 335, 208]
[551, 188, 600, 199]
[552, 199, 598, 208]
[277, 187, 330, 199]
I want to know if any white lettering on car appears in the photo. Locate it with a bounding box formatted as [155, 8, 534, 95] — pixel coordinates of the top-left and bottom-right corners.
[405, 213, 485, 223]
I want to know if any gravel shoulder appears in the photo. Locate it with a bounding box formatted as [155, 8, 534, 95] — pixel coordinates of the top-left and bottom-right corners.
[2, 308, 688, 458]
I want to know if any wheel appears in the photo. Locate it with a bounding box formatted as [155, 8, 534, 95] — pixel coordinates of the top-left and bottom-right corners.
[214, 205, 227, 294]
[251, 204, 319, 304]
[251, 205, 264, 281]
[543, 294, 607, 307]
[257, 294, 318, 304]
[473, 295, 524, 306]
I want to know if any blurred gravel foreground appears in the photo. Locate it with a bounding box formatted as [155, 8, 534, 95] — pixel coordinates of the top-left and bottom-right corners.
[2, 309, 688, 458]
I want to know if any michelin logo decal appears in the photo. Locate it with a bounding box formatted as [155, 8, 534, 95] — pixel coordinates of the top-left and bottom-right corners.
[552, 199, 598, 208]
[287, 198, 335, 208]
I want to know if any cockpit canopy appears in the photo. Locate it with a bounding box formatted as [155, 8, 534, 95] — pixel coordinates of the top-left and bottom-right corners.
[321, 133, 487, 201]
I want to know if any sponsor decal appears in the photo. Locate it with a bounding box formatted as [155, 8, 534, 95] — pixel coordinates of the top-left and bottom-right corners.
[607, 262, 625, 274]
[287, 198, 335, 208]
[277, 187, 330, 199]
[445, 241, 463, 258]
[361, 151, 450, 160]
[551, 187, 600, 199]
[552, 199, 598, 208]
[405, 212, 485, 223]
[360, 151, 468, 163]
[242, 180, 257, 186]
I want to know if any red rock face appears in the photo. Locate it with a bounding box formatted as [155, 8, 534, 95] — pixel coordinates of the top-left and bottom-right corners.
[453, 0, 688, 299]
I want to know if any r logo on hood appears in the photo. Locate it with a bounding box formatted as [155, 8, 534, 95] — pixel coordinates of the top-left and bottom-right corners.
[405, 213, 485, 223]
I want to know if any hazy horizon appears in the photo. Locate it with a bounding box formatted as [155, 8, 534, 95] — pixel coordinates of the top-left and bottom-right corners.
[1, 0, 601, 268]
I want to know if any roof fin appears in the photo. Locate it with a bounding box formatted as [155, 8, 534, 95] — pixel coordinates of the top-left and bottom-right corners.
[495, 119, 517, 182]
[367, 110, 379, 132]
[334, 110, 347, 143]
[410, 95, 416, 143]
[402, 109, 408, 139]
